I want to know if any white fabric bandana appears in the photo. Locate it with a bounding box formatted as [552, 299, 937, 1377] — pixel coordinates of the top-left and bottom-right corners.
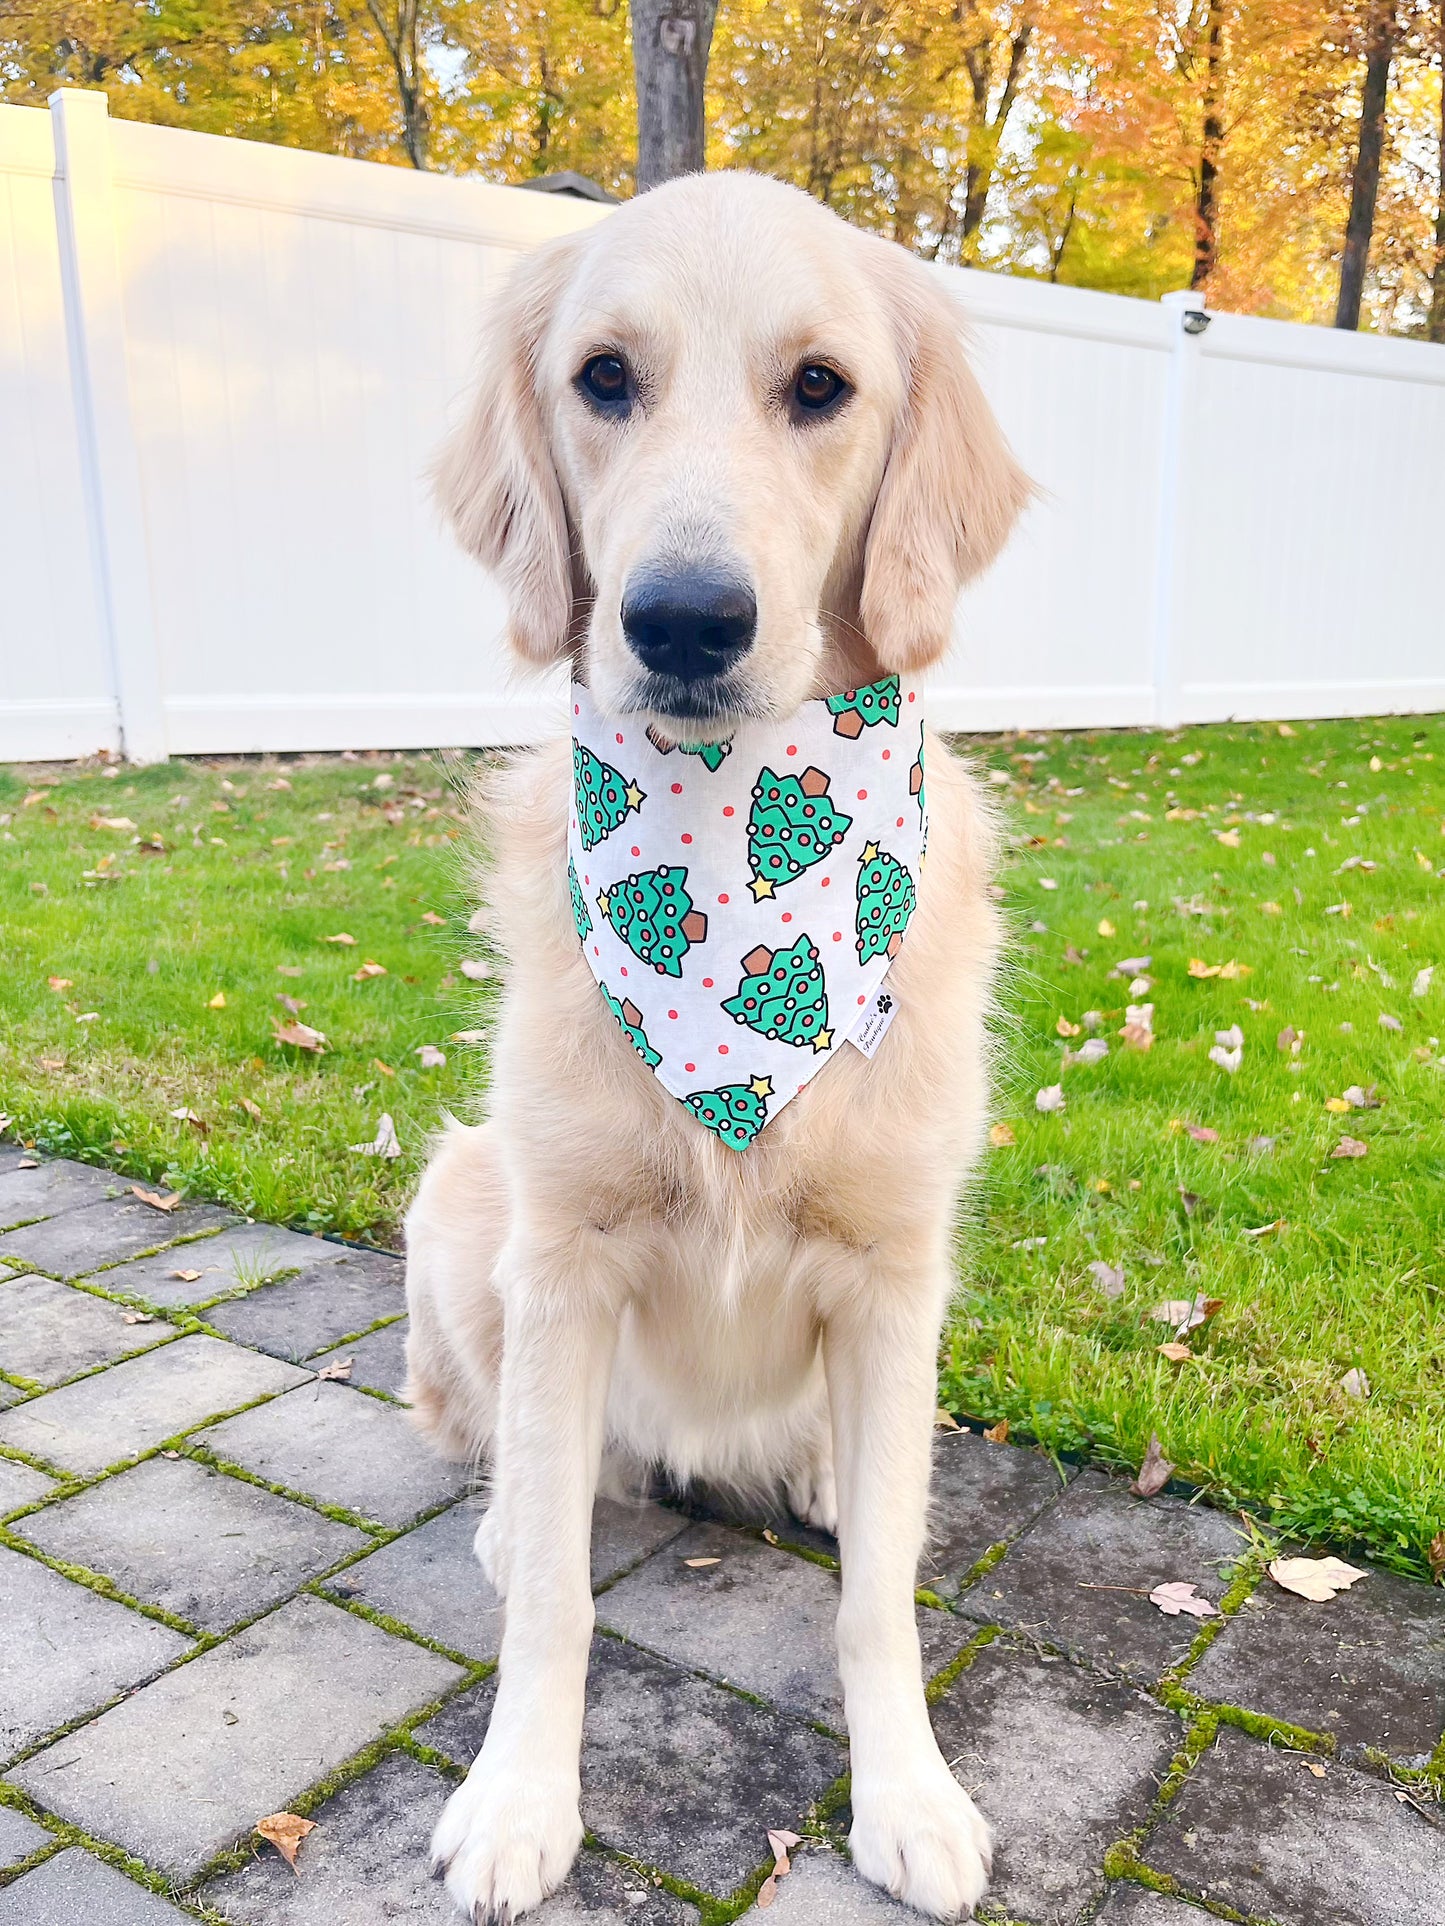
[567, 672, 928, 1150]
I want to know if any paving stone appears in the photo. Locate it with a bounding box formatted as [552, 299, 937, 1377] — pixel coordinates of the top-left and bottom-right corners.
[0, 1335, 309, 1476]
[91, 1223, 339, 1310]
[0, 1454, 57, 1515]
[0, 1274, 172, 1387]
[1186, 1562, 1445, 1764]
[0, 1544, 190, 1756]
[0, 1383, 21, 1410]
[925, 1430, 1074, 1591]
[422, 1639, 844, 1898]
[929, 1640, 1181, 1926]
[0, 1847, 193, 1923]
[1144, 1724, 1445, 1926]
[335, 1496, 502, 1657]
[199, 1379, 468, 1526]
[0, 1801, 51, 1868]
[201, 1750, 699, 1924]
[310, 1317, 410, 1398]
[597, 1521, 843, 1722]
[761, 1849, 924, 1920]
[957, 1470, 1243, 1680]
[0, 1195, 237, 1279]
[0, 1159, 119, 1231]
[14, 1456, 368, 1634]
[13, 1594, 462, 1880]
[591, 1494, 691, 1586]
[916, 1602, 979, 1679]
[1093, 1888, 1217, 1923]
[208, 1249, 405, 1360]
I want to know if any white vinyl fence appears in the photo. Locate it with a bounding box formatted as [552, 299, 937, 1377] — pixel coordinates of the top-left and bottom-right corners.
[2, 89, 1443, 764]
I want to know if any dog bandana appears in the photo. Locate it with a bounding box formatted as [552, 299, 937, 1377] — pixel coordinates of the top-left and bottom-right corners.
[567, 672, 928, 1150]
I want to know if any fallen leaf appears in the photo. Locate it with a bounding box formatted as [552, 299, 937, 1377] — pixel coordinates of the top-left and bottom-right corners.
[1339, 1367, 1371, 1399]
[90, 814, 137, 831]
[1112, 955, 1152, 978]
[1341, 1084, 1380, 1109]
[1331, 1137, 1369, 1159]
[1412, 966, 1434, 998]
[1183, 1124, 1219, 1143]
[277, 964, 304, 977]
[315, 1358, 353, 1381]
[1276, 1025, 1299, 1051]
[1149, 1294, 1223, 1336]
[1378, 1012, 1403, 1032]
[1325, 1097, 1352, 1114]
[1067, 1037, 1109, 1066]
[255, 1811, 315, 1873]
[47, 976, 72, 992]
[237, 1097, 263, 1121]
[983, 1418, 1010, 1444]
[322, 932, 357, 946]
[1130, 1433, 1174, 1498]
[1149, 1580, 1219, 1618]
[207, 991, 226, 1010]
[1157, 1342, 1194, 1362]
[276, 993, 307, 1017]
[766, 1830, 801, 1873]
[1248, 1135, 1277, 1155]
[121, 1311, 155, 1325]
[1087, 1260, 1126, 1299]
[168, 1106, 207, 1133]
[460, 958, 492, 981]
[1268, 1556, 1367, 1601]
[131, 1186, 181, 1212]
[1035, 1084, 1065, 1113]
[1188, 957, 1221, 979]
[451, 1029, 487, 1043]
[1215, 828, 1241, 848]
[1304, 1760, 1327, 1778]
[934, 1407, 961, 1430]
[683, 1557, 721, 1568]
[1178, 1187, 1202, 1216]
[169, 1269, 203, 1283]
[349, 1113, 400, 1159]
[1215, 1023, 1245, 1050]
[415, 1044, 447, 1068]
[1428, 1532, 1445, 1585]
[988, 1121, 1016, 1147]
[1057, 1016, 1082, 1037]
[352, 960, 387, 981]
[1097, 918, 1116, 937]
[273, 1020, 328, 1054]
[1243, 1219, 1287, 1238]
[421, 910, 446, 925]
[1209, 1044, 1243, 1074]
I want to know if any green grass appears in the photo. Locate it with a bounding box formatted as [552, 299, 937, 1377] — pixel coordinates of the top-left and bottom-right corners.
[2, 718, 1443, 1579]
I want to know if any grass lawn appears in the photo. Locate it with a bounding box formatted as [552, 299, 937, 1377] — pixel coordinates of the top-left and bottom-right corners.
[2, 718, 1443, 1579]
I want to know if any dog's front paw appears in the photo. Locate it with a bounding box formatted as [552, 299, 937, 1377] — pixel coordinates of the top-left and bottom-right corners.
[850, 1758, 992, 1919]
[431, 1751, 582, 1922]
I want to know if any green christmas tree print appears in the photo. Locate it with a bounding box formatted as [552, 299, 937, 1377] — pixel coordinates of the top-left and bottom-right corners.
[573, 741, 644, 852]
[910, 723, 926, 829]
[646, 726, 732, 772]
[856, 842, 917, 962]
[685, 1075, 773, 1150]
[723, 937, 832, 1051]
[597, 866, 708, 976]
[827, 675, 901, 738]
[600, 985, 660, 1067]
[569, 856, 592, 942]
[746, 767, 852, 899]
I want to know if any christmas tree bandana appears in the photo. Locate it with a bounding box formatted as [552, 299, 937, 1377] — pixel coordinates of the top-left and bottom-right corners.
[568, 673, 928, 1151]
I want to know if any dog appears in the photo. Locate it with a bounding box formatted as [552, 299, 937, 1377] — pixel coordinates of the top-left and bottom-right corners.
[403, 169, 1031, 1922]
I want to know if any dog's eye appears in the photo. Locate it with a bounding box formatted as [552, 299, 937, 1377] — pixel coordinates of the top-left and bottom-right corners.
[793, 363, 848, 415]
[578, 354, 632, 412]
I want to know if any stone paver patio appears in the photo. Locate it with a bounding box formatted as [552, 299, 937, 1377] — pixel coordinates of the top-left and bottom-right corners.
[0, 1154, 1441, 1925]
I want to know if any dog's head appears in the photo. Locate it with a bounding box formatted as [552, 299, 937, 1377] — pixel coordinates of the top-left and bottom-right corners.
[437, 172, 1031, 734]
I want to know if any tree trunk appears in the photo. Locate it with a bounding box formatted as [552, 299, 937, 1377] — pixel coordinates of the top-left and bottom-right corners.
[364, 0, 427, 169]
[1191, 0, 1224, 290]
[1334, 0, 1396, 329]
[958, 20, 1033, 253]
[631, 0, 719, 191]
[1428, 0, 1445, 341]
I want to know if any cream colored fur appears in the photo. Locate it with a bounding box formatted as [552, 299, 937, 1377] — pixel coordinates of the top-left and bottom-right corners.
[406, 171, 1030, 1923]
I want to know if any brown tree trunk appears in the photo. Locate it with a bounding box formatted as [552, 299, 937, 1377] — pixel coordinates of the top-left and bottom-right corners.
[1335, 0, 1397, 329]
[1191, 0, 1224, 290]
[1429, 0, 1445, 341]
[363, 0, 427, 168]
[958, 20, 1033, 253]
[631, 0, 719, 191]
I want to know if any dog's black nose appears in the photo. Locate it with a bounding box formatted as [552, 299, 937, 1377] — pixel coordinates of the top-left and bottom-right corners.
[621, 571, 756, 683]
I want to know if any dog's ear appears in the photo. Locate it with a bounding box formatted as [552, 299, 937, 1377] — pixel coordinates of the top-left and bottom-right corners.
[433, 239, 578, 665]
[860, 253, 1034, 675]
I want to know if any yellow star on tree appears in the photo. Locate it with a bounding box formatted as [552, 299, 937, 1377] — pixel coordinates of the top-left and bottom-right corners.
[811, 1028, 833, 1053]
[749, 876, 775, 900]
[596, 889, 611, 919]
[861, 841, 880, 862]
[748, 1075, 774, 1099]
[624, 782, 645, 811]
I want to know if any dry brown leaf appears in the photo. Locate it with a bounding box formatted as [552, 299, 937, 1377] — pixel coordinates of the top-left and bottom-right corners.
[1148, 1295, 1223, 1336]
[1339, 1368, 1371, 1399]
[1331, 1137, 1368, 1159]
[1056, 1016, 1082, 1038]
[352, 960, 387, 980]
[988, 1122, 1016, 1147]
[1243, 1220, 1287, 1238]
[237, 1097, 263, 1121]
[1149, 1581, 1219, 1618]
[122, 1310, 155, 1325]
[1130, 1433, 1174, 1498]
[1428, 1532, 1445, 1585]
[131, 1186, 181, 1212]
[273, 1020, 328, 1054]
[1267, 1556, 1367, 1601]
[315, 1358, 353, 1382]
[934, 1407, 961, 1430]
[683, 1557, 721, 1569]
[1183, 1124, 1219, 1143]
[982, 1418, 1010, 1444]
[1157, 1342, 1193, 1363]
[47, 976, 72, 992]
[322, 932, 357, 946]
[170, 1268, 203, 1283]
[1035, 1084, 1065, 1113]
[421, 910, 446, 925]
[1187, 957, 1220, 979]
[255, 1811, 315, 1873]
[1087, 1260, 1126, 1299]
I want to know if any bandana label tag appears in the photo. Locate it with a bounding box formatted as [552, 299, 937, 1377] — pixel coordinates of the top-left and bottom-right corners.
[850, 982, 900, 1059]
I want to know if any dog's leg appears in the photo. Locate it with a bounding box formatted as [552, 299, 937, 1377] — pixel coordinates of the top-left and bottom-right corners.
[824, 1255, 992, 1919]
[431, 1230, 620, 1923]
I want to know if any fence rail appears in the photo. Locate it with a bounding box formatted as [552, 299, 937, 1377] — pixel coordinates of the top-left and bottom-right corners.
[2, 90, 1442, 763]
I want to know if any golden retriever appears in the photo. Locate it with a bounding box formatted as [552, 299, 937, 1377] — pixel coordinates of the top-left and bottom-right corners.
[404, 169, 1031, 1922]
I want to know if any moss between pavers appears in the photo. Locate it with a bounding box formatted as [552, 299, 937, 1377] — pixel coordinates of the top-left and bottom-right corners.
[0, 1528, 200, 1638]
